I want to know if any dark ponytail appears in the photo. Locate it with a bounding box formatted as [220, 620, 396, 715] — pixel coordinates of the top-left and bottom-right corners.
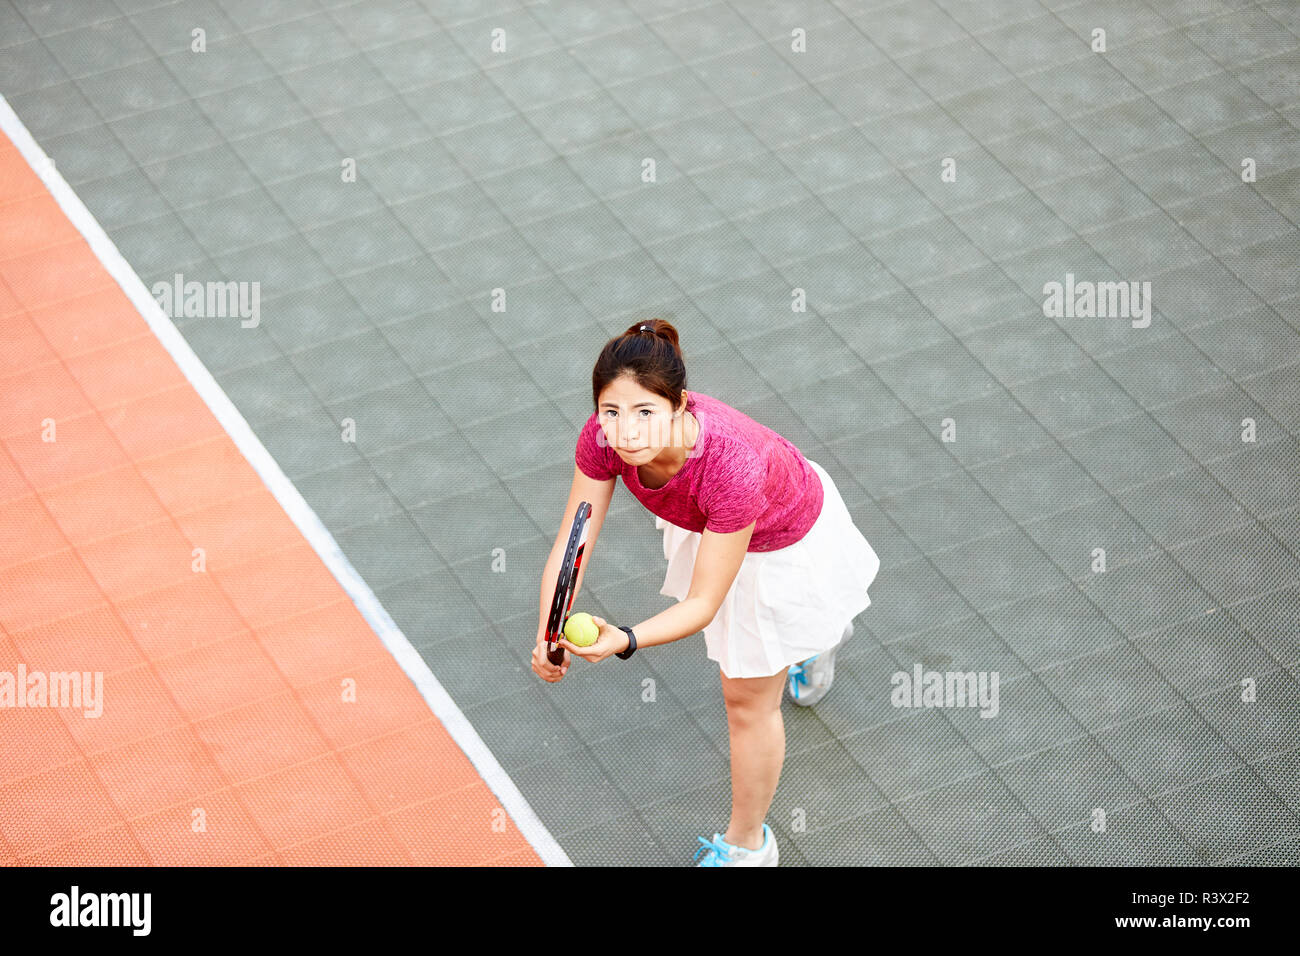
[591, 318, 689, 414]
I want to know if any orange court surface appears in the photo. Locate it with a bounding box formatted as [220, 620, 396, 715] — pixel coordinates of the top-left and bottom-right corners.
[0, 131, 542, 866]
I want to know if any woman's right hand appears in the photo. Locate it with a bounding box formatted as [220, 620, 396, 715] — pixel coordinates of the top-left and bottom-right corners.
[533, 628, 570, 682]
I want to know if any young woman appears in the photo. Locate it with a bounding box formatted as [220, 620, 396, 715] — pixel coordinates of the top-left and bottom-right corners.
[531, 319, 880, 867]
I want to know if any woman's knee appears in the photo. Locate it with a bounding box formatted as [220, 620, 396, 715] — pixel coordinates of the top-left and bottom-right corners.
[722, 669, 787, 721]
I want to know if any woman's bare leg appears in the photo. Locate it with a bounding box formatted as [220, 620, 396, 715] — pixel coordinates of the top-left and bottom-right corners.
[719, 667, 789, 849]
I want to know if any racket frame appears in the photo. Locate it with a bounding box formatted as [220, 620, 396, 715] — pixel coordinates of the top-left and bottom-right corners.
[546, 501, 591, 666]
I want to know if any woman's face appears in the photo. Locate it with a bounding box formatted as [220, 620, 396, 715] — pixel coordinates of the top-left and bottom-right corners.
[597, 376, 683, 464]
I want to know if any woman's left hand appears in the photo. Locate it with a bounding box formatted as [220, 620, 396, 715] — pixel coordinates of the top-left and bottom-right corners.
[557, 615, 629, 664]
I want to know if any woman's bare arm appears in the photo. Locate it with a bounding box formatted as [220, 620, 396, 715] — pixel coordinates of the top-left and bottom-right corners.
[625, 520, 755, 650]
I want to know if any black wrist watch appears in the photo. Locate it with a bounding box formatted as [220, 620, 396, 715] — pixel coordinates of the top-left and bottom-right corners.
[615, 625, 637, 660]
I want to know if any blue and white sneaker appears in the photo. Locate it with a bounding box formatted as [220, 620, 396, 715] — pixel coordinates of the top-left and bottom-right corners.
[693, 823, 779, 866]
[787, 621, 853, 706]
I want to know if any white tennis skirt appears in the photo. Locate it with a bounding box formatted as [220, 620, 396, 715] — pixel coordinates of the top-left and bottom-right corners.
[655, 459, 881, 679]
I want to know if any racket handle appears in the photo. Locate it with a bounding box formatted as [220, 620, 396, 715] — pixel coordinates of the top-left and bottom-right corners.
[546, 643, 565, 666]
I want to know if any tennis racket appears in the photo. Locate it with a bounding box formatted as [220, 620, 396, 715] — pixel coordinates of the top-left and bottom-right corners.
[546, 501, 591, 666]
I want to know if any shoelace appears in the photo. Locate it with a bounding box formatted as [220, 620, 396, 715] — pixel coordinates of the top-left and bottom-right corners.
[693, 833, 733, 866]
[787, 655, 819, 699]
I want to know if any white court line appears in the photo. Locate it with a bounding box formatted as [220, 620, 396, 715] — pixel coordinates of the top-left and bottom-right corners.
[0, 93, 572, 868]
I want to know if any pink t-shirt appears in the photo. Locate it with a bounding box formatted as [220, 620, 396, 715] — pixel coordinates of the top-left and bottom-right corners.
[574, 390, 824, 552]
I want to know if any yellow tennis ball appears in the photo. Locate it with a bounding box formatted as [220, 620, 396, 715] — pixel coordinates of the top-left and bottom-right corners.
[564, 612, 600, 647]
